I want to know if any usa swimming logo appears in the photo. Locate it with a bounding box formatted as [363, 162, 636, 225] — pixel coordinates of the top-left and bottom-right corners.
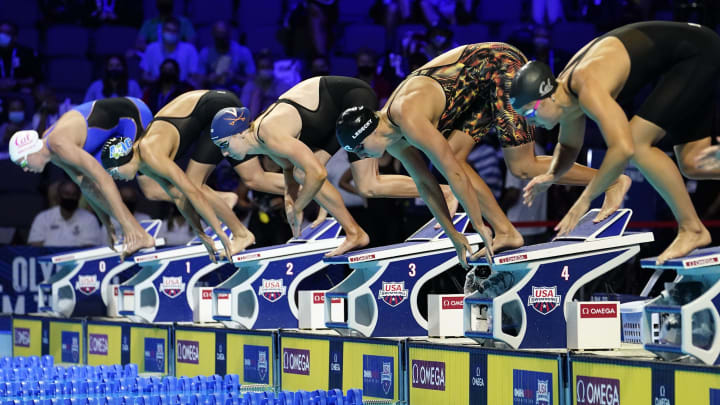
[75, 275, 100, 295]
[159, 276, 186, 298]
[378, 281, 408, 307]
[258, 279, 286, 302]
[528, 286, 561, 315]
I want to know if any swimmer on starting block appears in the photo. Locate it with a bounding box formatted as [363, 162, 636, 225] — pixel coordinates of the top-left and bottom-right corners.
[210, 76, 457, 257]
[515, 21, 720, 264]
[335, 42, 630, 265]
[100, 90, 254, 261]
[9, 97, 155, 258]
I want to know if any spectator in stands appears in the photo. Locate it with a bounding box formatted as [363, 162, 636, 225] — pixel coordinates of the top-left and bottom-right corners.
[308, 56, 330, 78]
[241, 51, 295, 118]
[137, 0, 196, 51]
[0, 21, 40, 93]
[355, 49, 393, 105]
[422, 25, 456, 59]
[143, 58, 194, 113]
[199, 21, 255, 92]
[140, 17, 200, 87]
[0, 97, 32, 150]
[28, 180, 102, 247]
[84, 55, 143, 103]
[32, 85, 71, 134]
[370, 0, 412, 50]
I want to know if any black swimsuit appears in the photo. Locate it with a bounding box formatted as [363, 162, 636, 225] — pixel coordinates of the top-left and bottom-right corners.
[142, 90, 245, 165]
[563, 21, 720, 145]
[258, 76, 378, 162]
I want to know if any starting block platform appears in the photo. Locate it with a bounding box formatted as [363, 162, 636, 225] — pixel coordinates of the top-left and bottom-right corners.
[323, 213, 482, 337]
[36, 220, 164, 318]
[212, 219, 346, 329]
[118, 226, 234, 323]
[465, 209, 654, 349]
[640, 246, 720, 365]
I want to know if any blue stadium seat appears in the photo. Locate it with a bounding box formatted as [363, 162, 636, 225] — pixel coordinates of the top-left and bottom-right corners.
[338, 1, 372, 23]
[93, 26, 138, 56]
[0, 1, 40, 27]
[45, 26, 89, 57]
[477, 0, 523, 23]
[17, 28, 40, 50]
[48, 58, 93, 92]
[245, 26, 284, 56]
[236, 0, 283, 28]
[452, 24, 491, 45]
[187, 0, 233, 25]
[329, 56, 356, 77]
[551, 22, 596, 53]
[340, 24, 386, 56]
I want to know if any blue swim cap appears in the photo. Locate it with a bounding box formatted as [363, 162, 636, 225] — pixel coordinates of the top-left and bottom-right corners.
[210, 107, 251, 144]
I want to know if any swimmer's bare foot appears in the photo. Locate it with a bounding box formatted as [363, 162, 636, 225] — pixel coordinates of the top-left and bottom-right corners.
[325, 228, 370, 257]
[219, 192, 239, 210]
[122, 230, 155, 259]
[229, 232, 256, 256]
[657, 226, 711, 265]
[597, 174, 632, 222]
[472, 229, 524, 259]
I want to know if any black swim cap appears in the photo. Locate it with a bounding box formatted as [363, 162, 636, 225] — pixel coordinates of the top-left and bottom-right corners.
[510, 61, 558, 110]
[336, 106, 379, 153]
[101, 136, 134, 169]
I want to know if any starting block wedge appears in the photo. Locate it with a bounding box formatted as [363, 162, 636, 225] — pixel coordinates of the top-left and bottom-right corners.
[465, 209, 653, 349]
[36, 220, 164, 317]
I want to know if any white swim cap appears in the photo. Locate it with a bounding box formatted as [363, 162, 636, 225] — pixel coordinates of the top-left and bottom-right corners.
[9, 130, 43, 164]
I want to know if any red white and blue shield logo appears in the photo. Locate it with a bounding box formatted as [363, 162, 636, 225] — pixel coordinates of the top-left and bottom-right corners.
[527, 286, 561, 315]
[75, 275, 99, 295]
[377, 281, 408, 307]
[258, 279, 286, 302]
[159, 276, 186, 298]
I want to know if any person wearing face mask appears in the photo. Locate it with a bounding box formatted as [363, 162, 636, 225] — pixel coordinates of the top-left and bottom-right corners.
[355, 49, 393, 106]
[199, 21, 255, 91]
[0, 21, 40, 93]
[143, 59, 194, 113]
[240, 50, 294, 119]
[137, 0, 196, 52]
[141, 18, 200, 87]
[28, 180, 102, 247]
[1, 98, 32, 151]
[8, 96, 156, 257]
[84, 55, 143, 103]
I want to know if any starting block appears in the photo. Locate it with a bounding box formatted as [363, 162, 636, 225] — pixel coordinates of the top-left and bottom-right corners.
[118, 226, 233, 323]
[212, 218, 346, 329]
[640, 246, 720, 365]
[323, 213, 482, 337]
[464, 209, 653, 349]
[36, 220, 164, 317]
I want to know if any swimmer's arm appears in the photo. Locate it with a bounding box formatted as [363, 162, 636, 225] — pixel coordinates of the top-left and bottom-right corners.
[142, 171, 206, 237]
[349, 157, 451, 199]
[49, 139, 133, 228]
[575, 77, 633, 202]
[546, 114, 586, 180]
[397, 104, 484, 232]
[234, 157, 285, 195]
[261, 133, 328, 213]
[139, 143, 227, 242]
[387, 139, 456, 235]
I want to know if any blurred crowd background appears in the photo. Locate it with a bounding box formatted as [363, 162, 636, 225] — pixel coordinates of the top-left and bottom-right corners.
[0, 0, 719, 296]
